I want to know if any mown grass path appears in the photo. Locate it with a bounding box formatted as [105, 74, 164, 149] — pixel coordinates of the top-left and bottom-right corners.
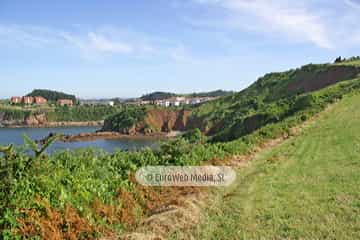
[174, 93, 360, 239]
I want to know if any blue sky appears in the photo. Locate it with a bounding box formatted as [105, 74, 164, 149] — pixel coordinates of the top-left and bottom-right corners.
[1, 0, 360, 98]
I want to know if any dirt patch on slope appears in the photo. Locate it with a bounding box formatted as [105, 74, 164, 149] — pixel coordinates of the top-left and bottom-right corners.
[288, 65, 360, 93]
[144, 109, 191, 132]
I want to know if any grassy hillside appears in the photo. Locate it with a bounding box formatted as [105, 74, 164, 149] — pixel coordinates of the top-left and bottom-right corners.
[188, 63, 360, 140]
[183, 93, 360, 240]
[105, 62, 360, 140]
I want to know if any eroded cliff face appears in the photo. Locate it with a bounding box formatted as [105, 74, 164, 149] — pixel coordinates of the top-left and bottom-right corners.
[101, 108, 193, 135]
[24, 114, 47, 126]
[144, 109, 191, 132]
[288, 65, 360, 93]
[0, 112, 33, 127]
[0, 112, 102, 127]
[0, 113, 48, 127]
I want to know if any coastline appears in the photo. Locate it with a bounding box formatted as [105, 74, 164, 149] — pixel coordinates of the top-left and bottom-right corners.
[0, 120, 104, 128]
[36, 130, 184, 144]
[61, 131, 171, 142]
[0, 120, 185, 143]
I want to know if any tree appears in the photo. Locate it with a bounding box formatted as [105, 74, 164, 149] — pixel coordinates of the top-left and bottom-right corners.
[334, 56, 343, 63]
[26, 89, 77, 103]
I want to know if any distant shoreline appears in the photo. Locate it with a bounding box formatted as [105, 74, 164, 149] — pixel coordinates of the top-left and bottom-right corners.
[0, 120, 104, 129]
[35, 130, 183, 143]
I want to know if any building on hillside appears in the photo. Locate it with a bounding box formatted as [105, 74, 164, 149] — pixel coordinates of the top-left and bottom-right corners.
[34, 96, 47, 104]
[169, 98, 180, 106]
[10, 96, 22, 104]
[137, 96, 217, 108]
[126, 101, 141, 106]
[140, 100, 150, 105]
[153, 99, 161, 106]
[170, 97, 186, 106]
[190, 98, 201, 105]
[155, 99, 170, 107]
[23, 96, 34, 104]
[57, 99, 73, 106]
[79, 99, 116, 106]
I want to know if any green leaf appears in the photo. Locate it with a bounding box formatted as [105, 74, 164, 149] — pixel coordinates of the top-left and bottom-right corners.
[22, 134, 39, 153]
[38, 134, 58, 157]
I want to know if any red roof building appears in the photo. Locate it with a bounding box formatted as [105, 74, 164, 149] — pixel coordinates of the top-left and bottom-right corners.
[22, 96, 34, 104]
[34, 96, 47, 104]
[10, 96, 22, 104]
[57, 99, 73, 106]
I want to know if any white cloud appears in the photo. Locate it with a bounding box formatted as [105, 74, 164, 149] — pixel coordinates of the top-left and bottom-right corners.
[0, 24, 151, 57]
[88, 32, 133, 54]
[0, 24, 201, 64]
[191, 0, 334, 49]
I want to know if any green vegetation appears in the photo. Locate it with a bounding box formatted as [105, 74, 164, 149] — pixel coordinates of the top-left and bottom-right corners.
[184, 93, 360, 240]
[140, 90, 233, 101]
[182, 128, 206, 144]
[106, 63, 360, 139]
[102, 106, 147, 133]
[0, 131, 227, 238]
[0, 108, 31, 120]
[2, 75, 360, 238]
[187, 89, 234, 98]
[334, 56, 360, 66]
[188, 63, 360, 141]
[140, 92, 177, 101]
[46, 105, 122, 122]
[0, 105, 122, 123]
[2, 60, 360, 239]
[26, 89, 77, 103]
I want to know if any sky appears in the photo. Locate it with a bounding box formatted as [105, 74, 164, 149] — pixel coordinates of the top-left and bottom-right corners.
[1, 0, 360, 99]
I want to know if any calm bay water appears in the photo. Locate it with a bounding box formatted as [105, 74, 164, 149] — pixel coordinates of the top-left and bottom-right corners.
[0, 126, 159, 153]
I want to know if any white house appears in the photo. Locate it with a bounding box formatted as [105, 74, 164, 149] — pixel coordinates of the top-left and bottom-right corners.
[191, 98, 201, 105]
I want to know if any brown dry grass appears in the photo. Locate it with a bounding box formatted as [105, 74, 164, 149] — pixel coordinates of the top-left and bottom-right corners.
[17, 198, 93, 240]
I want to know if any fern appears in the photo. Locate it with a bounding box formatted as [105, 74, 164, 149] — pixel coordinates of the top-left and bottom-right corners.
[0, 145, 13, 155]
[38, 134, 58, 157]
[22, 134, 38, 153]
[22, 134, 58, 158]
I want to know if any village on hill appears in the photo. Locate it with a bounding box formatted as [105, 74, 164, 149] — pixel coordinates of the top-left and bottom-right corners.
[8, 89, 229, 108]
[10, 95, 74, 106]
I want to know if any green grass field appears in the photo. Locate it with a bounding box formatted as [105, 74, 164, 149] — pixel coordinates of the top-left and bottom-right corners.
[176, 93, 360, 239]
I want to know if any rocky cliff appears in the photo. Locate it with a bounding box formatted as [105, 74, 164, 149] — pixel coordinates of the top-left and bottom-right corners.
[0, 112, 103, 128]
[102, 108, 191, 135]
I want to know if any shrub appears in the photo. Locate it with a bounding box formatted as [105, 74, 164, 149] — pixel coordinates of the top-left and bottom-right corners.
[182, 128, 206, 144]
